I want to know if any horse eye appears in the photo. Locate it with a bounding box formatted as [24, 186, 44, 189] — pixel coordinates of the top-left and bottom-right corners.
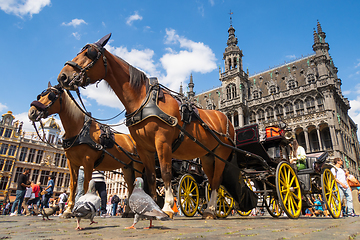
[37, 95, 41, 100]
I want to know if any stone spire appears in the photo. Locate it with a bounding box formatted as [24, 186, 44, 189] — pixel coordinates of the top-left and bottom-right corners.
[317, 21, 326, 43]
[313, 28, 320, 44]
[179, 82, 183, 96]
[187, 74, 195, 100]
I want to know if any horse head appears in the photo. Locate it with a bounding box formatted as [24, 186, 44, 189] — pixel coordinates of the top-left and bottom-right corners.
[28, 82, 64, 122]
[57, 33, 112, 91]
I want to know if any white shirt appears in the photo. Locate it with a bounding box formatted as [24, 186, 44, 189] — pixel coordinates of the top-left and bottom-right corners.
[331, 166, 348, 188]
[59, 193, 68, 203]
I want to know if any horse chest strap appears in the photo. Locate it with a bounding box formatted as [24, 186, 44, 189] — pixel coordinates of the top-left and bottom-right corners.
[62, 115, 102, 151]
[125, 86, 178, 127]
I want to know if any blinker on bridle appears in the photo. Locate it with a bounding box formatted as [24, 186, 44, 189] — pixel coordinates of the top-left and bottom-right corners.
[30, 87, 63, 120]
[64, 43, 108, 89]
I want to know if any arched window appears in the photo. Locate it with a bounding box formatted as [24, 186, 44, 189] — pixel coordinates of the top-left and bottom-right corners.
[266, 107, 274, 121]
[321, 127, 333, 150]
[305, 97, 315, 113]
[316, 96, 324, 111]
[309, 129, 320, 151]
[288, 80, 297, 89]
[258, 109, 265, 122]
[284, 102, 294, 116]
[226, 84, 237, 100]
[296, 131, 306, 150]
[269, 85, 277, 95]
[233, 111, 239, 127]
[249, 111, 256, 124]
[294, 100, 304, 115]
[275, 105, 283, 117]
[307, 73, 315, 84]
[253, 90, 261, 99]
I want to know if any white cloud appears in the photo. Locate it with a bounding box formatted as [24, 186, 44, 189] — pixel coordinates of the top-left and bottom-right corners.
[78, 29, 216, 110]
[72, 32, 81, 40]
[160, 28, 217, 90]
[126, 11, 142, 26]
[209, 0, 215, 6]
[349, 96, 360, 139]
[106, 44, 159, 77]
[355, 59, 360, 69]
[0, 103, 7, 112]
[0, 0, 50, 17]
[61, 18, 87, 27]
[14, 112, 36, 135]
[81, 81, 124, 110]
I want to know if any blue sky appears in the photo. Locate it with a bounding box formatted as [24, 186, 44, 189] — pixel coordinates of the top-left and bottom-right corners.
[0, 0, 360, 136]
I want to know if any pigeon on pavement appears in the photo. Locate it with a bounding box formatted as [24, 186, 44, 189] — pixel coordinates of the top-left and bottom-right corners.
[40, 205, 59, 220]
[72, 179, 101, 230]
[126, 177, 171, 229]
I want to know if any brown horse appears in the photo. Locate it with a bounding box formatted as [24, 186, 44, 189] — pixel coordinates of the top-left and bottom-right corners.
[28, 83, 143, 217]
[57, 34, 235, 219]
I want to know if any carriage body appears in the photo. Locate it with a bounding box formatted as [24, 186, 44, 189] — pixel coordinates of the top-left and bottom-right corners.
[231, 123, 341, 219]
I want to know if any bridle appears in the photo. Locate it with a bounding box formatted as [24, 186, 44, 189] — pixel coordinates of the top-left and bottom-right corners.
[30, 86, 63, 121]
[64, 43, 108, 89]
[30, 86, 64, 148]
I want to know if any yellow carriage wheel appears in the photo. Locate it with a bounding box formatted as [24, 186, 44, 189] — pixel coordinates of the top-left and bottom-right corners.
[321, 169, 341, 219]
[206, 184, 234, 218]
[237, 179, 253, 216]
[178, 174, 199, 217]
[264, 193, 282, 218]
[275, 162, 302, 219]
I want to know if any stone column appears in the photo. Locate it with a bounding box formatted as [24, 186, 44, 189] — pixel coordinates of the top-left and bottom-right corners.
[304, 129, 311, 153]
[329, 125, 337, 148]
[316, 127, 323, 151]
[239, 110, 244, 127]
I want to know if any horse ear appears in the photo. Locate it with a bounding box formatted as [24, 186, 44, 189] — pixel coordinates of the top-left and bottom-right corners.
[48, 81, 52, 88]
[95, 33, 112, 48]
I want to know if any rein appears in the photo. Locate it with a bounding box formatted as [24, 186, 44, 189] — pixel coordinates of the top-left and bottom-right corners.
[32, 120, 59, 149]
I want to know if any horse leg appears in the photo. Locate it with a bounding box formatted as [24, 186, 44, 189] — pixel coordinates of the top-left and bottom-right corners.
[83, 156, 94, 193]
[63, 160, 79, 218]
[203, 146, 231, 219]
[200, 154, 217, 219]
[121, 165, 136, 218]
[155, 141, 174, 218]
[137, 147, 157, 199]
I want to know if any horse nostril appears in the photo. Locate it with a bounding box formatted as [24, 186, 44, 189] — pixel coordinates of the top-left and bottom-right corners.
[58, 73, 68, 84]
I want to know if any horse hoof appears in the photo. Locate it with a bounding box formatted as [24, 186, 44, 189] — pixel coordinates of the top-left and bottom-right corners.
[202, 212, 216, 220]
[165, 211, 174, 219]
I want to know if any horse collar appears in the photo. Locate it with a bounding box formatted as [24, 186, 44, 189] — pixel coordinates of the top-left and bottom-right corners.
[125, 84, 178, 127]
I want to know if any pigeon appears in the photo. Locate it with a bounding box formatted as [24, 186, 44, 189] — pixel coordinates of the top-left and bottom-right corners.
[40, 205, 59, 220]
[126, 177, 171, 229]
[72, 179, 101, 230]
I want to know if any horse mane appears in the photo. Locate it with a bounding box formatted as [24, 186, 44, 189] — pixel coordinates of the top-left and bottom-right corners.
[63, 91, 84, 122]
[113, 55, 148, 91]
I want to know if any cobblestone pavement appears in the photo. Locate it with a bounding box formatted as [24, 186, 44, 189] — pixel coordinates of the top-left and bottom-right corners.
[0, 214, 359, 240]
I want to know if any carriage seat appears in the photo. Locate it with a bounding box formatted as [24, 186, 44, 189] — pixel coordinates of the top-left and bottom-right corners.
[297, 152, 328, 174]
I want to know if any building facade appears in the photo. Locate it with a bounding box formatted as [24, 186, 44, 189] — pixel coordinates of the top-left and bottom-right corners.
[193, 22, 360, 178]
[0, 112, 70, 202]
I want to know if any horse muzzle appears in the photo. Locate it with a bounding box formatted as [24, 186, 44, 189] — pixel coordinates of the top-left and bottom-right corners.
[57, 72, 79, 91]
[28, 106, 43, 122]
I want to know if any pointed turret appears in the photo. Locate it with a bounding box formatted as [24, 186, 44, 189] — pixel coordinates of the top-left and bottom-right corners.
[187, 74, 195, 100]
[317, 21, 326, 42]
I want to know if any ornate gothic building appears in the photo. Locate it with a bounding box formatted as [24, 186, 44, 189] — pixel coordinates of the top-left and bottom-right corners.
[191, 22, 360, 178]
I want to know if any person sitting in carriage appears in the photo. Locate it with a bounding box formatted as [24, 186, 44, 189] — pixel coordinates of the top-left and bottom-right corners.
[288, 139, 307, 170]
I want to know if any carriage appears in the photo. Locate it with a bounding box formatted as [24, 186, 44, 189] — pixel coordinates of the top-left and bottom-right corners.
[168, 123, 342, 219]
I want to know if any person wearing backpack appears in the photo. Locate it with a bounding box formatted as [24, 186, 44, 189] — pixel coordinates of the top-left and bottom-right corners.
[111, 194, 120, 216]
[58, 190, 68, 216]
